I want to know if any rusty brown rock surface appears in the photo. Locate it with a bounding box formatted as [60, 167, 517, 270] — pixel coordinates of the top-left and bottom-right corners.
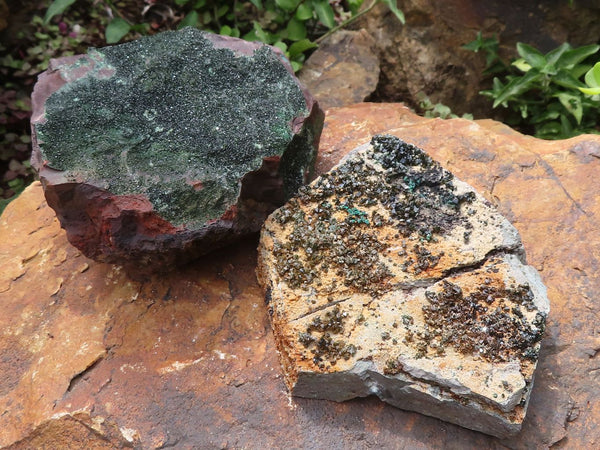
[298, 29, 380, 111]
[1, 103, 599, 447]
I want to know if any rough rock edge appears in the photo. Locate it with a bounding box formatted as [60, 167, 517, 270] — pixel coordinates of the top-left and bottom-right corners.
[5, 411, 139, 449]
[257, 136, 550, 439]
[30, 30, 324, 278]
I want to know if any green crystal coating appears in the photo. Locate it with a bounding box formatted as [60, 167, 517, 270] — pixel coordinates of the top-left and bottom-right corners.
[36, 28, 308, 229]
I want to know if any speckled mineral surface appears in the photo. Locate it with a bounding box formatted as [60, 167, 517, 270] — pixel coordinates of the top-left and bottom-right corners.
[257, 135, 549, 438]
[30, 28, 323, 275]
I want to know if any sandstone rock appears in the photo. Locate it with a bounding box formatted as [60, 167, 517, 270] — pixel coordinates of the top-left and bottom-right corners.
[257, 135, 549, 438]
[298, 29, 380, 111]
[2, 103, 600, 447]
[30, 27, 324, 276]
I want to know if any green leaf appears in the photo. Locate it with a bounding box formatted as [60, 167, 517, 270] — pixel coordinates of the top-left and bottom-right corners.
[535, 121, 562, 138]
[220, 25, 232, 36]
[512, 58, 531, 72]
[545, 42, 571, 66]
[179, 11, 199, 28]
[579, 62, 600, 95]
[381, 0, 405, 24]
[571, 63, 591, 80]
[492, 69, 541, 108]
[531, 109, 560, 124]
[253, 21, 270, 43]
[201, 11, 212, 25]
[44, 0, 77, 23]
[556, 92, 583, 124]
[560, 114, 574, 136]
[131, 23, 150, 33]
[249, 0, 263, 10]
[552, 69, 586, 89]
[286, 17, 306, 41]
[175, 0, 190, 5]
[556, 44, 600, 69]
[585, 62, 600, 88]
[347, 0, 363, 15]
[313, 0, 336, 28]
[276, 0, 301, 12]
[519, 104, 528, 119]
[288, 38, 318, 57]
[492, 76, 504, 93]
[291, 60, 302, 72]
[578, 86, 600, 95]
[105, 18, 131, 44]
[462, 32, 483, 51]
[516, 43, 547, 70]
[462, 32, 498, 53]
[540, 63, 557, 76]
[273, 41, 287, 53]
[242, 29, 258, 41]
[295, 2, 314, 20]
[8, 178, 24, 190]
[216, 5, 229, 18]
[432, 103, 452, 119]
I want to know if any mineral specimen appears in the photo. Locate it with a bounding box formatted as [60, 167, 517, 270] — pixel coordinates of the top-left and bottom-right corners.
[30, 28, 323, 275]
[257, 135, 549, 438]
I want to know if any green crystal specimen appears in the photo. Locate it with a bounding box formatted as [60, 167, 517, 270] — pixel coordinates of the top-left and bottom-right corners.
[36, 28, 309, 229]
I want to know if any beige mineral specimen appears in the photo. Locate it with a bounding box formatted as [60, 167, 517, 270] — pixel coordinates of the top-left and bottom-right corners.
[257, 135, 549, 438]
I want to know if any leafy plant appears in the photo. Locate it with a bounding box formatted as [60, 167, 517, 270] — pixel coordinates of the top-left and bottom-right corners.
[0, 2, 114, 216]
[416, 93, 473, 120]
[43, 0, 404, 72]
[462, 31, 508, 75]
[465, 34, 600, 139]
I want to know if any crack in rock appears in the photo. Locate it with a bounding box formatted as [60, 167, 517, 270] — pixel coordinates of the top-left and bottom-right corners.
[257, 135, 550, 439]
[66, 352, 106, 394]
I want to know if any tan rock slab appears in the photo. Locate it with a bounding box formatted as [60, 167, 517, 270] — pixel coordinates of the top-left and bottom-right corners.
[257, 136, 549, 437]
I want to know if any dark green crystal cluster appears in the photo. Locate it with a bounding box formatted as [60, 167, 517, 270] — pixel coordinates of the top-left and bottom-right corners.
[36, 28, 308, 229]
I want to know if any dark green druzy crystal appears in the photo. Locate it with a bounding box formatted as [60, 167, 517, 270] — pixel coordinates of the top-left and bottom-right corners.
[35, 28, 309, 229]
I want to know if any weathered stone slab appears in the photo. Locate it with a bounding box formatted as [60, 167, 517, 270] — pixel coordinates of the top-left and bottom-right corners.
[257, 135, 549, 438]
[3, 103, 600, 448]
[30, 28, 323, 276]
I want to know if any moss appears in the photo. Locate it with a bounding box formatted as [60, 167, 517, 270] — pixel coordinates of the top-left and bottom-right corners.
[36, 28, 309, 229]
